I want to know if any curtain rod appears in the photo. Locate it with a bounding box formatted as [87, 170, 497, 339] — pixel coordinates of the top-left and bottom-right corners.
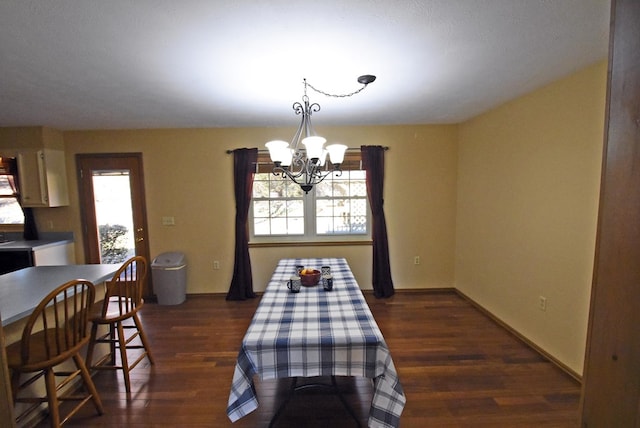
[226, 146, 389, 154]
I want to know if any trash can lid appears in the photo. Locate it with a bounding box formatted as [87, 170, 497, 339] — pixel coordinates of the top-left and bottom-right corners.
[152, 252, 186, 268]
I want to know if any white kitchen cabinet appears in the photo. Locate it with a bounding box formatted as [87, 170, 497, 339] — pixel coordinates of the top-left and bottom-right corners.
[17, 149, 69, 207]
[32, 242, 75, 266]
[0, 242, 75, 275]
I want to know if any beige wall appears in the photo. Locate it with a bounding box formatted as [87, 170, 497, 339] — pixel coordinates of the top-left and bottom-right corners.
[455, 61, 607, 375]
[0, 61, 606, 375]
[50, 124, 458, 294]
[0, 126, 64, 155]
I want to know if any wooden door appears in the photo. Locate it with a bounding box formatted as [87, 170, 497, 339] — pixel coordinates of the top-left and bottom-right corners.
[76, 153, 152, 297]
[580, 0, 640, 425]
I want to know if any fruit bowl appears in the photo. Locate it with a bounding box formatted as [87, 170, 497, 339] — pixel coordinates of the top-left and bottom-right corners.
[300, 269, 321, 287]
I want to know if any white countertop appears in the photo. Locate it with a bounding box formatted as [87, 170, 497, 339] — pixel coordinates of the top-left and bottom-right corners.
[0, 264, 121, 326]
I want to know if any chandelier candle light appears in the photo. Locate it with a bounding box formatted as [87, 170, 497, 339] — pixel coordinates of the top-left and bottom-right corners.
[266, 75, 376, 193]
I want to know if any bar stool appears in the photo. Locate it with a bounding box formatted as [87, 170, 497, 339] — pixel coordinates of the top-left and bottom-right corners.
[6, 279, 104, 427]
[85, 256, 154, 394]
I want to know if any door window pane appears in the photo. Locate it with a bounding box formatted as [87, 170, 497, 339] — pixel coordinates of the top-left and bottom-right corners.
[93, 171, 135, 263]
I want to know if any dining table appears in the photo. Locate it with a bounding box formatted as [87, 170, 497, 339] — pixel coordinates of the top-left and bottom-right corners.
[0, 263, 122, 326]
[226, 257, 405, 428]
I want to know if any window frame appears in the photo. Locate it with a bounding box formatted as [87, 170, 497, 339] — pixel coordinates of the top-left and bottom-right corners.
[249, 151, 372, 244]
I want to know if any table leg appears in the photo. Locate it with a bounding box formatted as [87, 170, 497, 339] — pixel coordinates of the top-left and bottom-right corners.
[268, 376, 361, 427]
[268, 377, 297, 428]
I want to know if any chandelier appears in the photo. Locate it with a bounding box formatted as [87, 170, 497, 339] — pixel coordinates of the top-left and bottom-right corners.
[265, 75, 376, 193]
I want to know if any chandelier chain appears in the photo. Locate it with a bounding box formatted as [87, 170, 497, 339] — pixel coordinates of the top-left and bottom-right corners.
[266, 74, 375, 192]
[305, 81, 369, 98]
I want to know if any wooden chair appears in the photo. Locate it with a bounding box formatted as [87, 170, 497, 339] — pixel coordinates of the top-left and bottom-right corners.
[6, 279, 104, 427]
[85, 256, 154, 394]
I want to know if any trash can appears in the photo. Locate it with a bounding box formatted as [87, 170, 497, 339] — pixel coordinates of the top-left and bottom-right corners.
[152, 252, 187, 305]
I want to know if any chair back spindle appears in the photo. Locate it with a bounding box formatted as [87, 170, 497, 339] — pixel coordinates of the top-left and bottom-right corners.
[102, 256, 147, 320]
[19, 280, 95, 369]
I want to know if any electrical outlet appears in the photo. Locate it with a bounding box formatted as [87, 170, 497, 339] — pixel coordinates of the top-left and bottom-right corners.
[414, 256, 420, 265]
[213, 260, 220, 270]
[539, 296, 547, 311]
[162, 216, 175, 226]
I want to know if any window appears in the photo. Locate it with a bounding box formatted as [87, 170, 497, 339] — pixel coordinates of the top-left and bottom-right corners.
[250, 152, 370, 242]
[315, 170, 368, 235]
[0, 162, 23, 225]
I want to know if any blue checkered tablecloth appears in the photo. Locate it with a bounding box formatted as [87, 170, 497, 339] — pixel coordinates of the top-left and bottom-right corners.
[226, 258, 405, 427]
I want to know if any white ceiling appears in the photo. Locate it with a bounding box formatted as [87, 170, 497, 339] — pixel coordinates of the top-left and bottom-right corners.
[0, 0, 610, 131]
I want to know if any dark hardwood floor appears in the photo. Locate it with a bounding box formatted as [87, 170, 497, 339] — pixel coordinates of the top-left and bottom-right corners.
[34, 290, 581, 427]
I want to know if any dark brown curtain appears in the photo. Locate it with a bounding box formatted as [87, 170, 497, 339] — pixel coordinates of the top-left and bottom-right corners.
[226, 148, 258, 301]
[361, 145, 394, 298]
[1, 157, 38, 240]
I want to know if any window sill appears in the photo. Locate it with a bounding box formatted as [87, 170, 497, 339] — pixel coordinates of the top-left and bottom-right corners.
[249, 240, 372, 248]
[0, 225, 24, 232]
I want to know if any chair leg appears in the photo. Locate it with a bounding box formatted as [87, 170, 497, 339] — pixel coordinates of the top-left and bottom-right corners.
[133, 313, 155, 364]
[10, 370, 20, 405]
[109, 323, 117, 366]
[116, 321, 131, 393]
[43, 368, 61, 428]
[73, 353, 104, 415]
[86, 322, 99, 368]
